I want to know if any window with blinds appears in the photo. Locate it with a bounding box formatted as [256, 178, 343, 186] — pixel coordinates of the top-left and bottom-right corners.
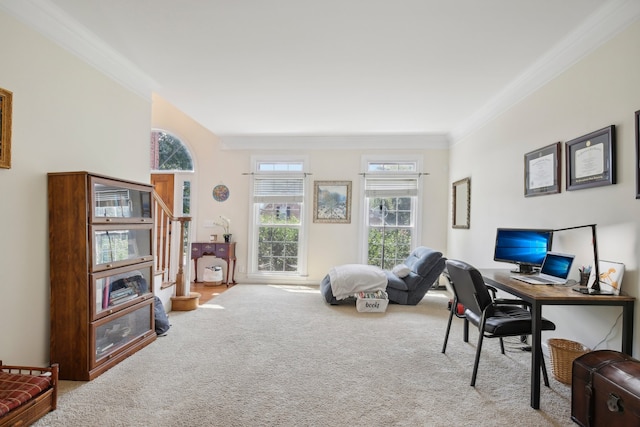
[363, 158, 422, 269]
[253, 177, 304, 203]
[364, 176, 419, 197]
[249, 159, 307, 276]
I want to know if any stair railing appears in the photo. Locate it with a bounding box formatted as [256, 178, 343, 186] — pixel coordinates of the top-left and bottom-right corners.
[152, 191, 191, 296]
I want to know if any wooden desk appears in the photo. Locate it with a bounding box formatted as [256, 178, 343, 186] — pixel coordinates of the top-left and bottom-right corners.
[191, 242, 236, 285]
[481, 269, 635, 410]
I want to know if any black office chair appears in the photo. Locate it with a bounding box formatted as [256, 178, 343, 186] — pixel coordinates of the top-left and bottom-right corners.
[443, 259, 556, 387]
[441, 267, 499, 354]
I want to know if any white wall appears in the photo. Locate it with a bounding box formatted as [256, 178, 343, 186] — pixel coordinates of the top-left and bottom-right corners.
[0, 10, 448, 366]
[153, 94, 450, 284]
[449, 20, 640, 356]
[0, 12, 152, 366]
[7, 4, 635, 368]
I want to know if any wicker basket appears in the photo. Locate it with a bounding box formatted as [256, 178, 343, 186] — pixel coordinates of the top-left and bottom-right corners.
[548, 338, 590, 385]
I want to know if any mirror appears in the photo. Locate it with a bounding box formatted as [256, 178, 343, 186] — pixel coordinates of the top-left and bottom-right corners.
[0, 87, 12, 169]
[452, 177, 470, 229]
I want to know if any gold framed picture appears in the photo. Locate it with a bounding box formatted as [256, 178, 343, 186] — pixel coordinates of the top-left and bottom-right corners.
[0, 87, 12, 169]
[313, 181, 351, 223]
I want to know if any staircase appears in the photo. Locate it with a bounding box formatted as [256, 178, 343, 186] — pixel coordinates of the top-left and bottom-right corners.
[152, 191, 198, 311]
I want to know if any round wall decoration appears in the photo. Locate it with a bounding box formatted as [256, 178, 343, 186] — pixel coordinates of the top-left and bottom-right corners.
[212, 184, 230, 202]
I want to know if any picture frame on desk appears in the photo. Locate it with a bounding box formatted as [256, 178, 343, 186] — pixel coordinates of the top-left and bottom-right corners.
[587, 260, 624, 296]
[524, 142, 561, 197]
[566, 125, 616, 191]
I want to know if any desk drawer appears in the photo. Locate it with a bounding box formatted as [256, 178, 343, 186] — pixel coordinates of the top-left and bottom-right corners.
[191, 243, 202, 259]
[201, 243, 216, 253]
[191, 242, 235, 259]
[216, 243, 235, 258]
[215, 244, 228, 257]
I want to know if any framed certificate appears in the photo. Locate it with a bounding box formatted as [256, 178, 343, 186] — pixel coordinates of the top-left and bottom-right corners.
[524, 142, 561, 197]
[566, 125, 615, 191]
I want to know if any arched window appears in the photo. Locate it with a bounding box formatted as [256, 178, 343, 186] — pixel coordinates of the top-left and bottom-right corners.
[150, 130, 194, 216]
[150, 130, 194, 171]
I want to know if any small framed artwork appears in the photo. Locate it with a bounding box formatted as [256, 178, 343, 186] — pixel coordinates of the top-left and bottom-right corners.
[313, 180, 352, 223]
[212, 184, 230, 202]
[452, 177, 470, 229]
[635, 110, 640, 198]
[587, 260, 625, 296]
[524, 142, 561, 197]
[0, 87, 12, 169]
[566, 125, 616, 191]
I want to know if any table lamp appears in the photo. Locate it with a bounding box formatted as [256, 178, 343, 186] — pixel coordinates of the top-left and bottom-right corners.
[553, 224, 612, 295]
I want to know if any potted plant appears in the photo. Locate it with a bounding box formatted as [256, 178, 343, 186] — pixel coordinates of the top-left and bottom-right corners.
[213, 215, 231, 242]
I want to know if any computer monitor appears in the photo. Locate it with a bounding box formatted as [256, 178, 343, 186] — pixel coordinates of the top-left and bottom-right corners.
[493, 228, 554, 274]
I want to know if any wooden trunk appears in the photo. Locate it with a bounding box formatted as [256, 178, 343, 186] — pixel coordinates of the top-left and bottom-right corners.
[572, 350, 640, 426]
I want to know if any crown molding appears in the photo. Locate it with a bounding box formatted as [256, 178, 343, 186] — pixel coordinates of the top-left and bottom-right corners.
[219, 134, 450, 151]
[0, 0, 157, 100]
[3, 1, 637, 142]
[449, 0, 640, 145]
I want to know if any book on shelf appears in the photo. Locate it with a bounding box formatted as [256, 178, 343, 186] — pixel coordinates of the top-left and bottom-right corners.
[109, 293, 137, 306]
[96, 342, 114, 355]
[110, 287, 135, 299]
[102, 277, 110, 309]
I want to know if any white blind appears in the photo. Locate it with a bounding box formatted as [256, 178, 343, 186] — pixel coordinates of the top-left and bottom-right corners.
[364, 177, 418, 197]
[253, 177, 304, 203]
[95, 189, 130, 203]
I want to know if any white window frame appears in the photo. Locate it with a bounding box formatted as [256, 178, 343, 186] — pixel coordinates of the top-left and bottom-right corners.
[358, 154, 424, 264]
[247, 155, 309, 282]
[150, 129, 195, 173]
[150, 129, 197, 284]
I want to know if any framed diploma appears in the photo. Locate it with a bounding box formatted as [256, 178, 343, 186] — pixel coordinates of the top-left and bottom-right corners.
[524, 142, 561, 197]
[566, 125, 616, 191]
[635, 110, 640, 199]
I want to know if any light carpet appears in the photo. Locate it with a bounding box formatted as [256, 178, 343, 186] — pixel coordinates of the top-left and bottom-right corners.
[35, 284, 574, 426]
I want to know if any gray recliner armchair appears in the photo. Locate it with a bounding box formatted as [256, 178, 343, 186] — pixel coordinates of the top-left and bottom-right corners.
[319, 246, 446, 305]
[384, 246, 447, 305]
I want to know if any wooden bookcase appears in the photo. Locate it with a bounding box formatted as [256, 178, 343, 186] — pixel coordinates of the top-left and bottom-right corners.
[48, 172, 157, 381]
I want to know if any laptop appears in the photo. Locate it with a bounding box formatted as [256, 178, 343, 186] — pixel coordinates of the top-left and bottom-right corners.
[512, 252, 575, 285]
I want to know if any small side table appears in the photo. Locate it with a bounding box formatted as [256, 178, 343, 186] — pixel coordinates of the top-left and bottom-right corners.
[191, 242, 236, 285]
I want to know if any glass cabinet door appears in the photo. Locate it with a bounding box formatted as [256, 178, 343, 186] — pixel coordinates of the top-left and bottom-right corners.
[90, 224, 153, 272]
[91, 176, 152, 223]
[92, 300, 154, 368]
[91, 262, 153, 320]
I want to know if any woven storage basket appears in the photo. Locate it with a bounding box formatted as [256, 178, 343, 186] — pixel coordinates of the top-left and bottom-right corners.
[548, 338, 590, 385]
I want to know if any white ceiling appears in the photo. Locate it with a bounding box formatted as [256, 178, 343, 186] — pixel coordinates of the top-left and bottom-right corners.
[3, 0, 640, 147]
